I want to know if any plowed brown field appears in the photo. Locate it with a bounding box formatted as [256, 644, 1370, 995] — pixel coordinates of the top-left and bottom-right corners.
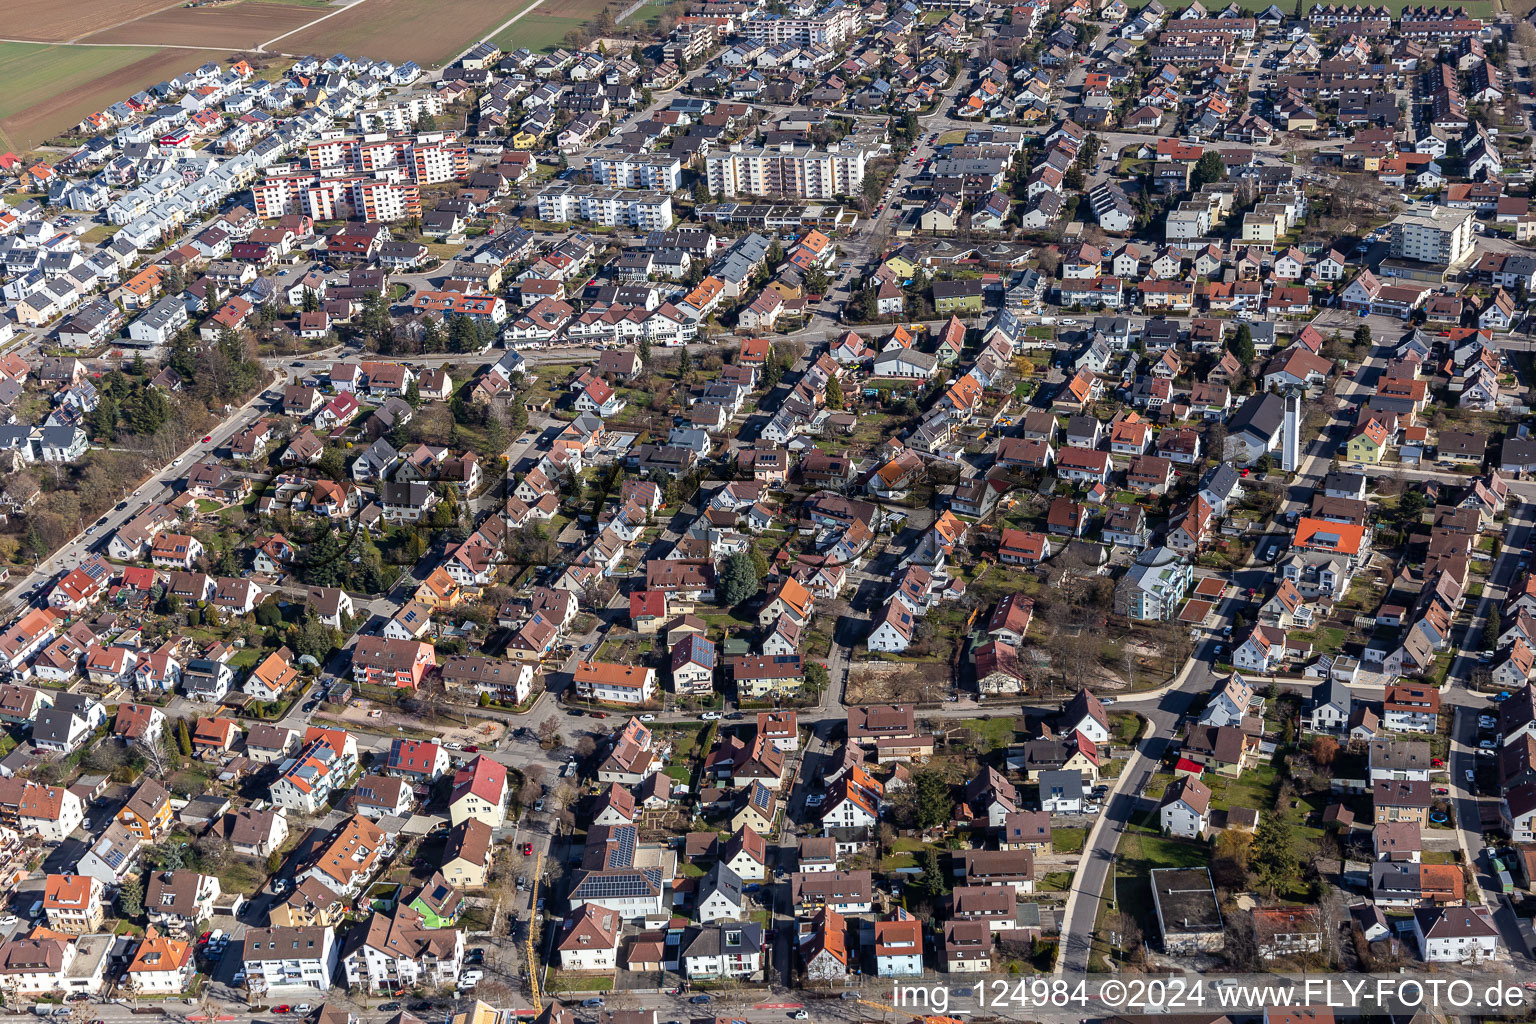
[5, 0, 179, 42]
[283, 0, 522, 65]
[82, 2, 319, 48]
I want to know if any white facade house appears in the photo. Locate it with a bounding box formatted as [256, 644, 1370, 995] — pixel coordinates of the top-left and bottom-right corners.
[341, 908, 464, 994]
[16, 783, 85, 843]
[874, 913, 924, 977]
[1412, 907, 1498, 963]
[681, 922, 764, 979]
[242, 926, 338, 994]
[1159, 777, 1211, 839]
[556, 904, 622, 971]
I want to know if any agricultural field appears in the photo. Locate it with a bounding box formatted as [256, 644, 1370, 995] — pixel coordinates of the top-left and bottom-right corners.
[538, 0, 618, 21]
[495, 13, 587, 52]
[284, 0, 534, 65]
[5, 0, 180, 42]
[82, 1, 320, 48]
[0, 41, 193, 152]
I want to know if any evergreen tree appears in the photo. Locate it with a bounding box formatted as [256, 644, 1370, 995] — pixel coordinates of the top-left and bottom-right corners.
[1484, 605, 1503, 653]
[118, 877, 144, 918]
[913, 771, 953, 828]
[1250, 814, 1298, 896]
[826, 374, 844, 410]
[299, 531, 346, 587]
[919, 846, 947, 896]
[678, 347, 692, 379]
[637, 337, 651, 365]
[719, 552, 758, 606]
[1230, 323, 1255, 364]
[88, 396, 119, 442]
[1192, 151, 1227, 189]
[483, 416, 510, 455]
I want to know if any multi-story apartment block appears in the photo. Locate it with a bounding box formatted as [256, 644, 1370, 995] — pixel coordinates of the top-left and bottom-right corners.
[1388, 207, 1475, 266]
[251, 172, 422, 223]
[341, 906, 463, 993]
[740, 7, 860, 47]
[705, 143, 867, 200]
[536, 184, 674, 230]
[589, 154, 682, 191]
[242, 926, 338, 994]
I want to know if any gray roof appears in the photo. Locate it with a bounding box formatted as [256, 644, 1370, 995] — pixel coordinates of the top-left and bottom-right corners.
[682, 920, 763, 958]
[1228, 392, 1284, 441]
[700, 862, 743, 907]
[1037, 769, 1083, 802]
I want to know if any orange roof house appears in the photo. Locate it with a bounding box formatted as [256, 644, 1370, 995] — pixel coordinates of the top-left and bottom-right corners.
[416, 566, 463, 609]
[1293, 517, 1367, 556]
[249, 647, 300, 701]
[118, 778, 174, 841]
[739, 336, 771, 365]
[126, 927, 194, 989]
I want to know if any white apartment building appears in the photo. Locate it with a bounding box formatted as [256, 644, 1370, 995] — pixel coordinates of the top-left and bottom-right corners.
[270, 733, 358, 814]
[705, 143, 867, 200]
[355, 96, 446, 133]
[740, 7, 860, 47]
[589, 154, 682, 191]
[1388, 207, 1475, 266]
[340, 907, 463, 994]
[242, 926, 338, 994]
[536, 185, 674, 230]
[251, 172, 421, 223]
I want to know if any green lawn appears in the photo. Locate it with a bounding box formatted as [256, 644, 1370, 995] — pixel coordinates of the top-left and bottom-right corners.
[1039, 871, 1074, 892]
[215, 859, 267, 897]
[1053, 827, 1087, 855]
[551, 975, 614, 992]
[1108, 711, 1144, 746]
[0, 41, 179, 151]
[493, 13, 585, 52]
[957, 716, 1018, 752]
[0, 42, 164, 121]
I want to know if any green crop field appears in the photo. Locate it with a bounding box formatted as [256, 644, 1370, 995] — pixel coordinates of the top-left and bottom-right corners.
[0, 43, 155, 120]
[495, 13, 586, 52]
[0, 41, 188, 152]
